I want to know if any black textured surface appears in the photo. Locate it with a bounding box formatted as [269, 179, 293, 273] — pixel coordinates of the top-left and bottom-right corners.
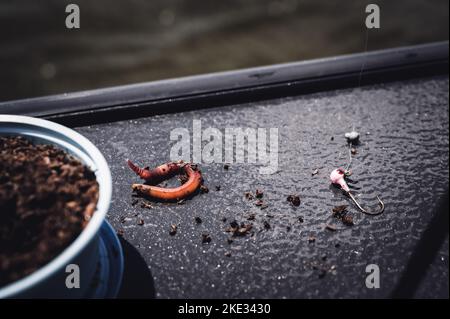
[76, 76, 449, 298]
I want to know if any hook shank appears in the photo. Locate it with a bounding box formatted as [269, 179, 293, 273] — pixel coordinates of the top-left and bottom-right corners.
[347, 192, 385, 215]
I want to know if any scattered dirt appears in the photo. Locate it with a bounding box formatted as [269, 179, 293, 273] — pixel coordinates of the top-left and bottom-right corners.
[200, 185, 209, 194]
[201, 233, 211, 243]
[287, 195, 301, 206]
[342, 215, 354, 226]
[332, 205, 348, 215]
[215, 185, 221, 191]
[332, 205, 354, 226]
[229, 220, 239, 228]
[255, 200, 268, 210]
[131, 198, 139, 206]
[0, 136, 99, 287]
[194, 217, 202, 224]
[169, 224, 178, 236]
[225, 220, 253, 237]
[244, 192, 254, 200]
[140, 201, 153, 209]
[255, 189, 263, 198]
[311, 261, 338, 279]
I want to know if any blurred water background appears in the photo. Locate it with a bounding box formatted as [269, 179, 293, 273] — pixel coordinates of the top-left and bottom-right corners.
[0, 0, 448, 101]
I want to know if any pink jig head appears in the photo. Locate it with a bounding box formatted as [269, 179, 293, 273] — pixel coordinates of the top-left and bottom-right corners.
[330, 167, 385, 215]
[330, 168, 350, 192]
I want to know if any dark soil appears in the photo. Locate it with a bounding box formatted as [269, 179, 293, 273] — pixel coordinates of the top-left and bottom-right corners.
[169, 224, 178, 236]
[287, 195, 301, 206]
[0, 136, 99, 287]
[201, 233, 211, 244]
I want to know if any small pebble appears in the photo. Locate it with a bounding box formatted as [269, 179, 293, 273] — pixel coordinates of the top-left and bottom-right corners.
[345, 130, 360, 142]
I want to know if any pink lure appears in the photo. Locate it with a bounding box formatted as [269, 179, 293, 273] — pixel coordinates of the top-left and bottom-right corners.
[330, 168, 350, 192]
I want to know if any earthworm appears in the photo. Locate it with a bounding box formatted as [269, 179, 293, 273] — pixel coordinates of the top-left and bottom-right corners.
[129, 161, 203, 201]
[127, 159, 180, 184]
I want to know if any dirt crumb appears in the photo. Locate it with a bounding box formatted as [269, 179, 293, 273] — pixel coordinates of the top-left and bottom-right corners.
[169, 224, 178, 236]
[201, 233, 211, 243]
[287, 195, 301, 206]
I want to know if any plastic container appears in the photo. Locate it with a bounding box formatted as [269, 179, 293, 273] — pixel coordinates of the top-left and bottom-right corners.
[0, 115, 113, 298]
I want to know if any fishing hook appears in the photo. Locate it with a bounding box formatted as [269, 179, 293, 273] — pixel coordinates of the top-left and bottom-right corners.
[330, 168, 385, 215]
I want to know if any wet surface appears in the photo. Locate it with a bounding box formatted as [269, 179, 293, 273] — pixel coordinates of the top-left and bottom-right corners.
[76, 76, 449, 298]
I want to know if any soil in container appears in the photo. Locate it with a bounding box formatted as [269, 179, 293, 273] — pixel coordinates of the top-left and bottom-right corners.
[0, 136, 99, 287]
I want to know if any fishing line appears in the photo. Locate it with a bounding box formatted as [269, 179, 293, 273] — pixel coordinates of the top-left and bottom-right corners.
[346, 20, 370, 172]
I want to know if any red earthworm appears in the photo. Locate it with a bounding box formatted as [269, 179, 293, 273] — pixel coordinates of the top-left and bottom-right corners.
[128, 160, 203, 201]
[127, 159, 180, 184]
